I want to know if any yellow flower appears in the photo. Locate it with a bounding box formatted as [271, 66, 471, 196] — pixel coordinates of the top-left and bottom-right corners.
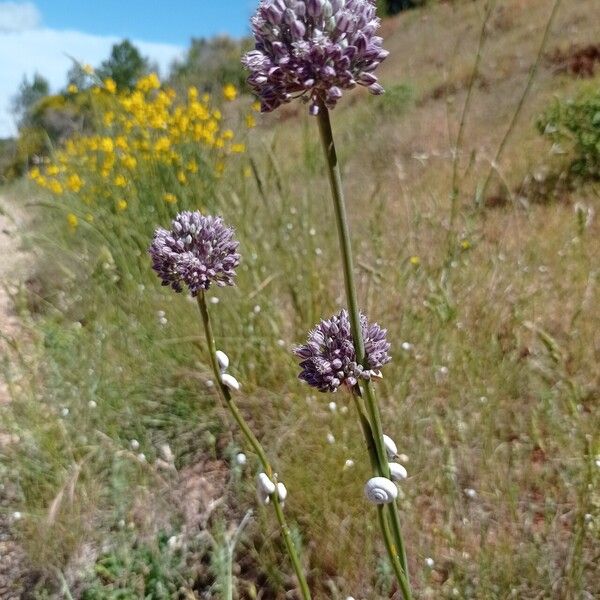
[67, 84, 78, 94]
[163, 192, 177, 204]
[188, 87, 198, 101]
[222, 84, 238, 102]
[92, 86, 101, 96]
[460, 240, 472, 250]
[121, 154, 137, 170]
[245, 114, 256, 128]
[67, 213, 78, 229]
[222, 129, 234, 140]
[154, 137, 171, 153]
[186, 160, 198, 174]
[29, 167, 41, 181]
[136, 73, 161, 93]
[49, 180, 63, 195]
[114, 175, 127, 187]
[47, 164, 60, 176]
[117, 199, 128, 212]
[82, 63, 94, 75]
[66, 174, 84, 192]
[243, 166, 252, 178]
[104, 78, 117, 94]
[409, 256, 421, 266]
[103, 111, 115, 126]
[231, 143, 246, 154]
[115, 136, 128, 150]
[85, 213, 94, 223]
[100, 138, 114, 153]
[252, 101, 261, 112]
[177, 171, 187, 184]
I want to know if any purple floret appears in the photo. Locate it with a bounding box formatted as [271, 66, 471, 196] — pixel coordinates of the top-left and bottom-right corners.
[243, 0, 389, 115]
[149, 211, 240, 295]
[294, 309, 391, 392]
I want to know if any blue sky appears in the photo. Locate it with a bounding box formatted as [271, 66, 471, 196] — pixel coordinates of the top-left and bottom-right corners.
[34, 0, 256, 44]
[0, 1, 256, 136]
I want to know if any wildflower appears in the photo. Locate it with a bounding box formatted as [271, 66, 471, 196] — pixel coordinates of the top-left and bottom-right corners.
[231, 143, 246, 153]
[163, 192, 177, 204]
[66, 173, 83, 192]
[67, 213, 78, 230]
[223, 83, 238, 101]
[149, 211, 241, 295]
[460, 239, 472, 250]
[409, 255, 420, 266]
[114, 175, 127, 187]
[246, 113, 257, 128]
[243, 0, 388, 115]
[130, 439, 140, 451]
[425, 557, 435, 568]
[116, 199, 128, 212]
[294, 309, 391, 392]
[104, 78, 117, 94]
[326, 432, 335, 444]
[67, 83, 78, 94]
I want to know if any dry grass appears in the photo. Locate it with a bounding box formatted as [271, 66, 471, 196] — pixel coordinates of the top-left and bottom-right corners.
[1, 0, 599, 598]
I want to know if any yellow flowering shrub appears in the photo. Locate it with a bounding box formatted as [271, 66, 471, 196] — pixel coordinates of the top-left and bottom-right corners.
[29, 74, 253, 252]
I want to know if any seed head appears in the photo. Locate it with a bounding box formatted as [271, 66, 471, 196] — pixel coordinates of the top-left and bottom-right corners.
[149, 211, 240, 296]
[243, 0, 388, 114]
[294, 309, 391, 392]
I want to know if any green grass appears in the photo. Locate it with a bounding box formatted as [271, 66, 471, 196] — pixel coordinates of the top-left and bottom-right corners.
[1, 0, 600, 598]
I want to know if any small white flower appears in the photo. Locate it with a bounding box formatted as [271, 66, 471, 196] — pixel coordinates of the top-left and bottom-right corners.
[117, 519, 126, 529]
[464, 488, 477, 499]
[253, 304, 261, 314]
[326, 432, 335, 444]
[159, 316, 168, 326]
[167, 535, 180, 549]
[60, 407, 69, 417]
[383, 434, 397, 458]
[236, 452, 247, 466]
[340, 405, 349, 415]
[328, 401, 337, 412]
[205, 379, 214, 388]
[88, 400, 97, 409]
[344, 459, 355, 470]
[309, 227, 316, 236]
[157, 310, 166, 318]
[216, 350, 229, 372]
[12, 511, 22, 521]
[425, 557, 435, 568]
[221, 373, 241, 391]
[315, 247, 322, 256]
[209, 296, 220, 304]
[130, 439, 140, 451]
[401, 341, 413, 352]
[137, 453, 146, 463]
[276, 339, 286, 348]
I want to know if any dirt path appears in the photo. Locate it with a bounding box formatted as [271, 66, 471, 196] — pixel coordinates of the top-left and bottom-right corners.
[0, 193, 33, 599]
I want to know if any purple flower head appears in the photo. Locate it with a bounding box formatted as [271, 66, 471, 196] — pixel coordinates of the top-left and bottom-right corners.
[149, 211, 240, 296]
[243, 0, 388, 115]
[294, 309, 391, 392]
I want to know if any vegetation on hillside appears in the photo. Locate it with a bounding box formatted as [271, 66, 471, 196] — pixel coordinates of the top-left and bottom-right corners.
[0, 0, 599, 597]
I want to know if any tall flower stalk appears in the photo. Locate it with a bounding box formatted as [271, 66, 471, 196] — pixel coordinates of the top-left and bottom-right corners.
[244, 1, 412, 597]
[149, 211, 311, 600]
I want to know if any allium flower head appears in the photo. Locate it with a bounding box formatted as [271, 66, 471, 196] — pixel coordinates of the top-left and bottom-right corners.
[243, 0, 388, 115]
[294, 309, 391, 392]
[149, 211, 240, 295]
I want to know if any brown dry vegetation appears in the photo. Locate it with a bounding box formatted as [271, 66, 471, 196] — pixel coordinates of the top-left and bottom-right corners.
[1, 0, 599, 598]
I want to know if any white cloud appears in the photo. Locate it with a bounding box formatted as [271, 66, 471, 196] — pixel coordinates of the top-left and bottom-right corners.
[0, 1, 41, 33]
[0, 28, 184, 137]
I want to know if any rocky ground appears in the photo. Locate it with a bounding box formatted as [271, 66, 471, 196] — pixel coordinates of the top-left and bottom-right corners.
[0, 195, 33, 599]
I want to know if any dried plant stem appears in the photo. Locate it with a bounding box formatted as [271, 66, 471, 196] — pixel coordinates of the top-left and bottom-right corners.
[196, 292, 312, 600]
[317, 102, 412, 600]
[480, 0, 562, 200]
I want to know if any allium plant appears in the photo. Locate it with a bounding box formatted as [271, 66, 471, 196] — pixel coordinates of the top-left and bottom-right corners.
[243, 0, 388, 114]
[295, 310, 391, 392]
[149, 212, 312, 600]
[245, 2, 412, 598]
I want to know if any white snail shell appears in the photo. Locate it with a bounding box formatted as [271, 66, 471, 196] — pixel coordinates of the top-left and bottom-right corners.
[221, 373, 240, 391]
[216, 350, 229, 372]
[383, 434, 398, 458]
[235, 452, 247, 466]
[257, 472, 276, 495]
[277, 482, 288, 502]
[389, 462, 408, 481]
[364, 476, 398, 505]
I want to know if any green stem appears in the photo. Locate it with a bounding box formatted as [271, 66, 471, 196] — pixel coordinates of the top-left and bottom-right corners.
[196, 292, 312, 600]
[316, 102, 412, 599]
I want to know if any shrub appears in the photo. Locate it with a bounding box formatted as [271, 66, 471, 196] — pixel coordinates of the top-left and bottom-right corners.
[537, 85, 600, 179]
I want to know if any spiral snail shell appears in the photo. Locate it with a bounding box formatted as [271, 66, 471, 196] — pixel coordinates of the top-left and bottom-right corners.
[382, 434, 398, 459]
[221, 373, 241, 391]
[389, 462, 408, 481]
[216, 350, 229, 372]
[364, 476, 398, 505]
